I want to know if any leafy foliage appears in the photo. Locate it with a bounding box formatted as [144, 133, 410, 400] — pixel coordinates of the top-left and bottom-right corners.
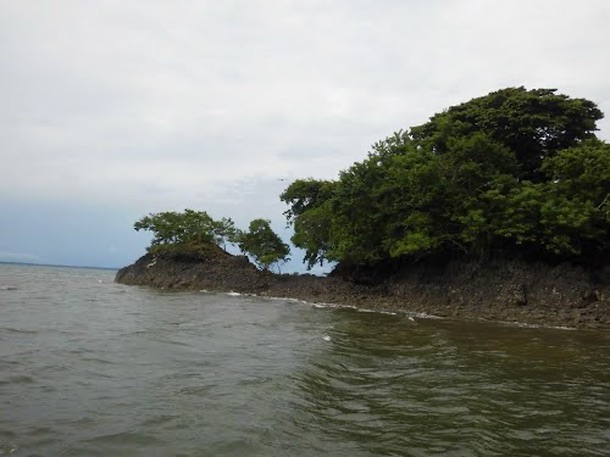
[134, 209, 242, 252]
[134, 211, 291, 271]
[211, 217, 240, 251]
[238, 219, 290, 271]
[280, 179, 336, 268]
[410, 86, 603, 180]
[134, 209, 217, 247]
[282, 87, 609, 268]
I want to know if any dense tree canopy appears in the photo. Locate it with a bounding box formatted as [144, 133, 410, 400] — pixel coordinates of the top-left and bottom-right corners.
[282, 87, 609, 269]
[134, 210, 291, 271]
[409, 87, 603, 181]
[134, 209, 242, 253]
[280, 179, 335, 268]
[134, 209, 220, 247]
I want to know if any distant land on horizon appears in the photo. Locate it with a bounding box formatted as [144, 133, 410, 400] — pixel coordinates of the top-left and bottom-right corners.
[0, 261, 118, 271]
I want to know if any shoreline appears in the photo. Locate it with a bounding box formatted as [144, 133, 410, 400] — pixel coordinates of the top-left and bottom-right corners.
[115, 250, 610, 330]
[216, 289, 581, 331]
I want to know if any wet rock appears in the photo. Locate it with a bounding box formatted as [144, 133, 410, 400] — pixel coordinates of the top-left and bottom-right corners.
[115, 249, 610, 329]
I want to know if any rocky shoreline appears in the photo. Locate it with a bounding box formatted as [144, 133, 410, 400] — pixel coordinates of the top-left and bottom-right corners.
[115, 247, 610, 329]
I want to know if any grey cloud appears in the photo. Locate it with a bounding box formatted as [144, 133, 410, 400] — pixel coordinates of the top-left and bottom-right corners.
[1, 0, 609, 212]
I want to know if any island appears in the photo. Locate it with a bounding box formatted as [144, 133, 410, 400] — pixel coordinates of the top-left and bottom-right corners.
[116, 87, 610, 329]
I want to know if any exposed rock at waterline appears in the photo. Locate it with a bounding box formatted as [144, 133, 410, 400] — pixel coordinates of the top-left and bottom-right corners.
[115, 247, 610, 329]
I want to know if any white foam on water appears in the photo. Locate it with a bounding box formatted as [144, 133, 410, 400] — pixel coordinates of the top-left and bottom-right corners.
[412, 312, 442, 320]
[263, 296, 308, 304]
[496, 320, 576, 331]
[311, 301, 344, 309]
[210, 290, 451, 325]
[381, 311, 398, 316]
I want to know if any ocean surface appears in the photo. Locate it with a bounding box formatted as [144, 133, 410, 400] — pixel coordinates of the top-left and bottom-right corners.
[1, 263, 610, 456]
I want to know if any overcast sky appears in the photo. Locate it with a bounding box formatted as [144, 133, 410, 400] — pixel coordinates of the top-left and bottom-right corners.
[1, 0, 609, 270]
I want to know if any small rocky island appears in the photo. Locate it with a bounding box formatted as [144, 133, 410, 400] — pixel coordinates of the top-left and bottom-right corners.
[116, 87, 610, 329]
[115, 244, 609, 328]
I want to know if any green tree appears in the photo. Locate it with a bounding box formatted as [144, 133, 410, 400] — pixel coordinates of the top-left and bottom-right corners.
[212, 217, 241, 251]
[238, 219, 291, 271]
[134, 209, 246, 253]
[134, 209, 216, 247]
[282, 87, 609, 269]
[410, 87, 603, 180]
[280, 179, 336, 268]
[538, 140, 610, 255]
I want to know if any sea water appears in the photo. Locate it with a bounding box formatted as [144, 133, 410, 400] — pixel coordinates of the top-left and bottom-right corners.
[1, 263, 609, 456]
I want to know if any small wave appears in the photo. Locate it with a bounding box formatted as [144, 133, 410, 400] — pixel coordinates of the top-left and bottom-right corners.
[254, 293, 443, 322]
[79, 430, 164, 447]
[410, 311, 443, 320]
[139, 414, 179, 428]
[339, 305, 441, 321]
[494, 319, 576, 331]
[81, 356, 115, 365]
[199, 289, 255, 298]
[0, 374, 35, 385]
[546, 325, 576, 331]
[264, 295, 310, 305]
[0, 442, 18, 455]
[1, 327, 37, 334]
[381, 311, 399, 316]
[0, 285, 18, 291]
[123, 329, 148, 335]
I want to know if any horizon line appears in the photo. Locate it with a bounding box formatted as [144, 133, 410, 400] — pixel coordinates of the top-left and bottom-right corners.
[0, 260, 118, 271]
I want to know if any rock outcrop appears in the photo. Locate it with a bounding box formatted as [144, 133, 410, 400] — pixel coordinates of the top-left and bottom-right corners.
[115, 246, 610, 329]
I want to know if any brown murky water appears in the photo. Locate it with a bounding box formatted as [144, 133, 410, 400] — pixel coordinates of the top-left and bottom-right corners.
[1, 264, 609, 456]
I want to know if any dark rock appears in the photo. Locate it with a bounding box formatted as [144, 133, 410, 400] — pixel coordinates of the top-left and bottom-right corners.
[115, 248, 610, 329]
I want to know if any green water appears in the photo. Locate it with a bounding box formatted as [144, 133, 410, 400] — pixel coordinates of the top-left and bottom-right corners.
[1, 264, 609, 456]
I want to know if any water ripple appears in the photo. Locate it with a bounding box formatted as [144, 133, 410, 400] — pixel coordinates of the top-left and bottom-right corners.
[1, 264, 609, 456]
